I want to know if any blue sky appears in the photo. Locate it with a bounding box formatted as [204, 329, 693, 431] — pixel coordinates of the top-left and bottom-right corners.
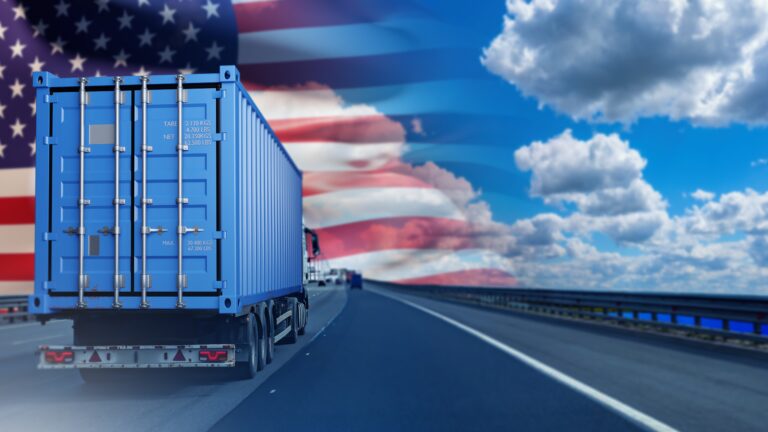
[331, 0, 768, 293]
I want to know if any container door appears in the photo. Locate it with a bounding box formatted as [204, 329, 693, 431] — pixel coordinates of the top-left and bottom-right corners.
[50, 91, 132, 294]
[133, 88, 218, 294]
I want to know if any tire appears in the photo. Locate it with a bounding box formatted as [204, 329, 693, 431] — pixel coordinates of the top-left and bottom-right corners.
[235, 313, 259, 379]
[297, 302, 307, 336]
[283, 298, 299, 344]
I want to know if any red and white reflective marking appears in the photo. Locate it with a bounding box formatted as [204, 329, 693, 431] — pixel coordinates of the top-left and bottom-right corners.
[38, 344, 236, 369]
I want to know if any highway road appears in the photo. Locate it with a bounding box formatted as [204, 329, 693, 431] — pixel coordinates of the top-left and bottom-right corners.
[2, 281, 767, 431]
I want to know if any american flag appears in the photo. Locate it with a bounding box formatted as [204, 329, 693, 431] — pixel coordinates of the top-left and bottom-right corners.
[0, 0, 517, 295]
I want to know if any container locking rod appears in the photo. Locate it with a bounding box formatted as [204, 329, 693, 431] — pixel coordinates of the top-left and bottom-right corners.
[140, 75, 150, 309]
[176, 74, 186, 309]
[112, 76, 124, 309]
[77, 77, 88, 309]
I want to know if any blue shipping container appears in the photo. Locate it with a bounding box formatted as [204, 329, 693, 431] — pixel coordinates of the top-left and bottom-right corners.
[30, 66, 303, 315]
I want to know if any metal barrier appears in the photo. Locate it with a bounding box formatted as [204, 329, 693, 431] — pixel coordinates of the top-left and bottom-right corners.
[0, 296, 31, 325]
[373, 282, 768, 344]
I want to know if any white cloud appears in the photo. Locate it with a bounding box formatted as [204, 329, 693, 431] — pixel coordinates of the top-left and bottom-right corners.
[515, 130, 666, 243]
[482, 0, 768, 125]
[691, 189, 715, 201]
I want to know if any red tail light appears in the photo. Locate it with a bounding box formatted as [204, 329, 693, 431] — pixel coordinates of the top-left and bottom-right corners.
[199, 350, 228, 362]
[45, 350, 74, 364]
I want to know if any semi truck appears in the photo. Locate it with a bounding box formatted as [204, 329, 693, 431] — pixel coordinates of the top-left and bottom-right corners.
[29, 66, 309, 380]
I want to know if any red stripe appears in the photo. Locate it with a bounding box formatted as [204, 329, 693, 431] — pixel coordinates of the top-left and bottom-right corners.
[0, 253, 34, 281]
[234, 0, 410, 33]
[303, 170, 434, 196]
[0, 197, 34, 225]
[272, 115, 405, 143]
[314, 217, 474, 259]
[394, 268, 518, 287]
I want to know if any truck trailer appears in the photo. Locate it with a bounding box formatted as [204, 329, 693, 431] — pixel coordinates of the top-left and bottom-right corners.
[29, 66, 309, 380]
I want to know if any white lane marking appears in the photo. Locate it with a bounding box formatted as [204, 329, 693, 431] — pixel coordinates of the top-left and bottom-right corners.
[372, 290, 677, 432]
[11, 333, 69, 346]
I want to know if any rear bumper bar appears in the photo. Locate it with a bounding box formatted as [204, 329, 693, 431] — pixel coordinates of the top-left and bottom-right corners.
[38, 344, 236, 369]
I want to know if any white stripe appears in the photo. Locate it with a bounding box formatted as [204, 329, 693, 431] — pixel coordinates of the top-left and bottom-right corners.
[238, 19, 455, 65]
[0, 167, 34, 198]
[0, 225, 34, 254]
[0, 281, 33, 295]
[250, 88, 385, 120]
[372, 289, 678, 432]
[285, 142, 402, 172]
[304, 188, 463, 229]
[325, 249, 503, 280]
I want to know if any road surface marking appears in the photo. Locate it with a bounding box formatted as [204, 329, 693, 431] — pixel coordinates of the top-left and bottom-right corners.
[11, 333, 69, 346]
[372, 289, 677, 432]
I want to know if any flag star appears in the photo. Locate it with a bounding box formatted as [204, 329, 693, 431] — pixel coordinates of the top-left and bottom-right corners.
[10, 39, 26, 58]
[138, 0, 150, 6]
[0, 141, 5, 158]
[113, 49, 130, 68]
[28, 56, 45, 73]
[117, 10, 134, 30]
[202, 0, 220, 19]
[29, 142, 35, 156]
[133, 66, 151, 76]
[159, 4, 176, 25]
[95, 70, 102, 77]
[182, 22, 200, 42]
[29, 100, 36, 116]
[32, 20, 48, 38]
[12, 4, 27, 21]
[75, 16, 91, 34]
[0, 22, 9, 40]
[179, 63, 196, 74]
[69, 53, 86, 72]
[95, 0, 110, 13]
[9, 79, 25, 98]
[0, 64, 6, 80]
[137, 28, 155, 46]
[55, 0, 70, 17]
[0, 101, 6, 118]
[206, 41, 223, 60]
[158, 45, 175, 63]
[50, 37, 67, 55]
[94, 33, 110, 50]
[10, 118, 26, 138]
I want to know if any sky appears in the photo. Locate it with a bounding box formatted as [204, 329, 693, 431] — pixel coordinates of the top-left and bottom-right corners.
[353, 0, 768, 294]
[3, 0, 768, 295]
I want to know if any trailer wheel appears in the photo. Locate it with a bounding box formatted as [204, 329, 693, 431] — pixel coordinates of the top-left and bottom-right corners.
[284, 298, 299, 344]
[236, 314, 259, 379]
[297, 302, 307, 336]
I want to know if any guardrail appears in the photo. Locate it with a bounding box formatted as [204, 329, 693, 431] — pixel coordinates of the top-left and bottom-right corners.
[372, 282, 768, 345]
[0, 296, 31, 325]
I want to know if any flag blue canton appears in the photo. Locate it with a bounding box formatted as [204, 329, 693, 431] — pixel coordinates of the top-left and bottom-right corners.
[0, 0, 237, 169]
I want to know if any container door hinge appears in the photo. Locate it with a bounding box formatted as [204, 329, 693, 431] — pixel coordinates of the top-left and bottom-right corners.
[212, 90, 224, 99]
[213, 231, 226, 239]
[213, 132, 226, 142]
[214, 281, 224, 289]
[44, 137, 56, 146]
[44, 94, 58, 104]
[44, 281, 55, 290]
[43, 232, 57, 241]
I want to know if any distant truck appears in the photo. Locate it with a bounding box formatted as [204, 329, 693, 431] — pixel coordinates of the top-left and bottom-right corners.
[30, 67, 309, 380]
[349, 272, 363, 290]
